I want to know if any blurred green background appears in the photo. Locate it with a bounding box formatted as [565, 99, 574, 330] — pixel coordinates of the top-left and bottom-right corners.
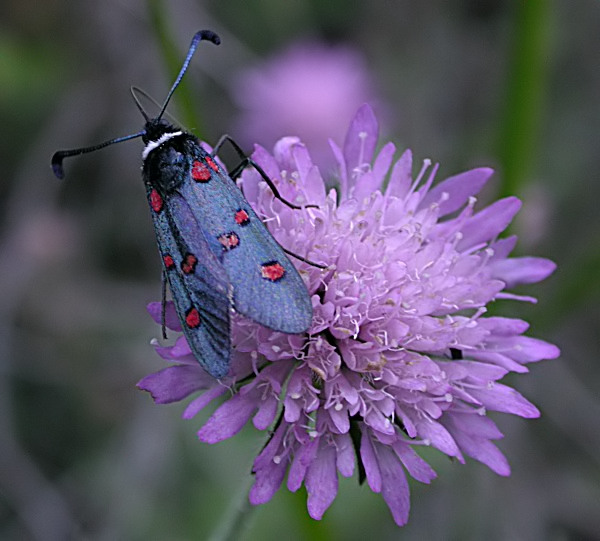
[1, 1, 599, 540]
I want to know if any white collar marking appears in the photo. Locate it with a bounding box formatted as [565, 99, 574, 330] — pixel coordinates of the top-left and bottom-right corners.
[142, 131, 183, 160]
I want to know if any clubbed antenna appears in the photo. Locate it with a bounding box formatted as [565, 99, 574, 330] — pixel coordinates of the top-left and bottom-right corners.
[51, 29, 221, 178]
[51, 132, 145, 179]
[156, 29, 220, 122]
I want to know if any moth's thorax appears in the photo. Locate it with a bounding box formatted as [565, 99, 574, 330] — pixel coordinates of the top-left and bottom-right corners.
[141, 118, 184, 161]
[142, 125, 207, 195]
[142, 130, 183, 161]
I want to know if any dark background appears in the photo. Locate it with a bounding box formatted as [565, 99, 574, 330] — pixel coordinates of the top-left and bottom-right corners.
[1, 1, 599, 539]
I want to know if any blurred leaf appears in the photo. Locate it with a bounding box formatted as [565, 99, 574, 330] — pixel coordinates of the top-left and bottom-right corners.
[497, 0, 552, 198]
[146, 0, 203, 135]
[0, 36, 62, 106]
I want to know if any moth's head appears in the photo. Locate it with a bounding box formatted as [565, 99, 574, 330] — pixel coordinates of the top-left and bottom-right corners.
[142, 118, 180, 145]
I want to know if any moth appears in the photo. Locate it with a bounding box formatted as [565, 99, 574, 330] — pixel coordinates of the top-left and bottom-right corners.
[52, 30, 314, 378]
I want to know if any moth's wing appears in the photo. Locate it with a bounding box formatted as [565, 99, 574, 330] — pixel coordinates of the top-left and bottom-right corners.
[182, 145, 313, 333]
[149, 187, 232, 379]
[220, 205, 313, 333]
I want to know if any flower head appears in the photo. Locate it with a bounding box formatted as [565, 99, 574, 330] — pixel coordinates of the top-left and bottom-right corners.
[232, 41, 381, 172]
[138, 104, 559, 526]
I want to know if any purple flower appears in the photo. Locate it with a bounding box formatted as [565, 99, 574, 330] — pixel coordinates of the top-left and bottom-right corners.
[138, 104, 559, 526]
[232, 41, 381, 172]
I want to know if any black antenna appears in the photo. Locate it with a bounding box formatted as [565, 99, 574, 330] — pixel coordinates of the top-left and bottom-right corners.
[51, 29, 221, 179]
[51, 131, 145, 179]
[130, 86, 150, 122]
[130, 86, 186, 129]
[156, 29, 220, 122]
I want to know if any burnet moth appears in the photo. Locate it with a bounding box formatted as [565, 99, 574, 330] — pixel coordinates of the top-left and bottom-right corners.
[52, 30, 314, 379]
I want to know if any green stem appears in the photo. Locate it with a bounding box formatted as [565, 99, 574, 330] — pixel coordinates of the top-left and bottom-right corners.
[497, 0, 552, 198]
[208, 475, 257, 541]
[146, 0, 203, 134]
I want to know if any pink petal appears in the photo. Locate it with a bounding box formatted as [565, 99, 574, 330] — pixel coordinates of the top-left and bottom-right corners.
[469, 383, 540, 418]
[253, 395, 279, 430]
[303, 164, 327, 204]
[147, 301, 181, 332]
[249, 460, 287, 505]
[137, 365, 209, 404]
[447, 360, 508, 382]
[245, 144, 281, 203]
[385, 149, 413, 198]
[291, 141, 314, 179]
[495, 292, 538, 303]
[343, 104, 378, 175]
[490, 335, 560, 363]
[183, 386, 228, 419]
[468, 351, 530, 373]
[414, 418, 462, 459]
[458, 197, 522, 251]
[335, 433, 355, 478]
[305, 441, 338, 520]
[250, 424, 288, 504]
[328, 405, 350, 434]
[252, 422, 286, 472]
[287, 437, 318, 492]
[454, 431, 510, 476]
[273, 136, 302, 172]
[197, 394, 256, 443]
[374, 442, 411, 526]
[328, 138, 348, 198]
[254, 142, 283, 180]
[419, 167, 494, 216]
[372, 142, 396, 183]
[152, 335, 194, 362]
[477, 316, 530, 335]
[392, 441, 436, 483]
[489, 235, 518, 260]
[353, 142, 395, 200]
[492, 257, 556, 287]
[360, 427, 382, 492]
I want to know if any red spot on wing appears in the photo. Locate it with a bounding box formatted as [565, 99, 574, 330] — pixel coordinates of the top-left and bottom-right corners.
[163, 254, 175, 269]
[191, 160, 211, 182]
[185, 307, 201, 328]
[150, 189, 164, 212]
[181, 253, 198, 274]
[261, 261, 286, 281]
[205, 156, 219, 172]
[218, 232, 240, 251]
[234, 209, 250, 226]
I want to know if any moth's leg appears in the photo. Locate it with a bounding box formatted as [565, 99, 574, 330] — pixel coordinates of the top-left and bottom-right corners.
[211, 134, 317, 210]
[212, 135, 326, 270]
[281, 247, 328, 269]
[161, 269, 168, 340]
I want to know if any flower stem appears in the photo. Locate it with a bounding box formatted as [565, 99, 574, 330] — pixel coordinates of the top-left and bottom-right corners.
[208, 475, 257, 541]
